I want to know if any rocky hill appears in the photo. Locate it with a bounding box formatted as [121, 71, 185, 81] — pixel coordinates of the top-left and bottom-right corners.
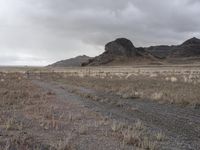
[145, 45, 173, 58]
[49, 55, 92, 67]
[49, 37, 200, 67]
[146, 37, 200, 58]
[82, 38, 158, 66]
[169, 37, 200, 57]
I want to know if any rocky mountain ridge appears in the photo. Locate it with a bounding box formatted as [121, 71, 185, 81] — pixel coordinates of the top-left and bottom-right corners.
[49, 37, 200, 67]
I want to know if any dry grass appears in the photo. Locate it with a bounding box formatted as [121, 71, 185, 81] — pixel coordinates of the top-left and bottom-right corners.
[1, 72, 134, 149]
[78, 125, 88, 135]
[109, 119, 158, 149]
[56, 137, 73, 150]
[0, 73, 59, 149]
[111, 120, 124, 132]
[155, 132, 166, 141]
[122, 128, 141, 146]
[53, 75, 200, 106]
[141, 137, 157, 150]
[135, 120, 145, 131]
[4, 117, 23, 131]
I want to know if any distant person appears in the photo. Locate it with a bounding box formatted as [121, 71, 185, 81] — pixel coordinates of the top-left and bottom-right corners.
[26, 71, 30, 79]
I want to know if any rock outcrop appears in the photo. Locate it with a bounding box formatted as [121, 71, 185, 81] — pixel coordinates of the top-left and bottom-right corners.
[146, 37, 200, 58]
[105, 38, 137, 57]
[82, 38, 156, 66]
[145, 45, 173, 58]
[169, 37, 200, 57]
[49, 37, 200, 67]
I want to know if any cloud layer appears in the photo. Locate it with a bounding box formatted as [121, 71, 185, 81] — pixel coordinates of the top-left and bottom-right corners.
[0, 0, 200, 65]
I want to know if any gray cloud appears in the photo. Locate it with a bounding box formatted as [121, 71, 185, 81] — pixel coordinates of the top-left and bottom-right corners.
[0, 0, 200, 65]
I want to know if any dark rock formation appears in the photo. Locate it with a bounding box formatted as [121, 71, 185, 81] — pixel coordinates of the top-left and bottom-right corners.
[145, 45, 173, 58]
[144, 37, 200, 58]
[82, 38, 156, 66]
[49, 37, 200, 67]
[182, 37, 200, 45]
[170, 37, 200, 57]
[105, 38, 137, 57]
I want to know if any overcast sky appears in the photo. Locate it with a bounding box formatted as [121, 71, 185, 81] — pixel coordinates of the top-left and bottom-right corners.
[0, 0, 200, 66]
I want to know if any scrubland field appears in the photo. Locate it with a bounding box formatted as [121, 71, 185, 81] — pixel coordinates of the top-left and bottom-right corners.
[0, 66, 200, 150]
[49, 65, 200, 106]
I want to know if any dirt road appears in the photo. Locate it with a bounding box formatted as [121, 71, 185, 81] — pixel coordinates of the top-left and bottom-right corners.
[32, 79, 200, 150]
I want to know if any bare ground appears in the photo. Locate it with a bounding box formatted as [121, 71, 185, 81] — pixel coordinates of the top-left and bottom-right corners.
[32, 78, 200, 150]
[0, 72, 200, 149]
[0, 74, 139, 149]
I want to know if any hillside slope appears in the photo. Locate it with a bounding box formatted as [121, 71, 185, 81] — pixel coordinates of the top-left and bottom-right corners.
[82, 38, 159, 66]
[49, 55, 92, 67]
[49, 37, 200, 67]
[146, 37, 200, 58]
